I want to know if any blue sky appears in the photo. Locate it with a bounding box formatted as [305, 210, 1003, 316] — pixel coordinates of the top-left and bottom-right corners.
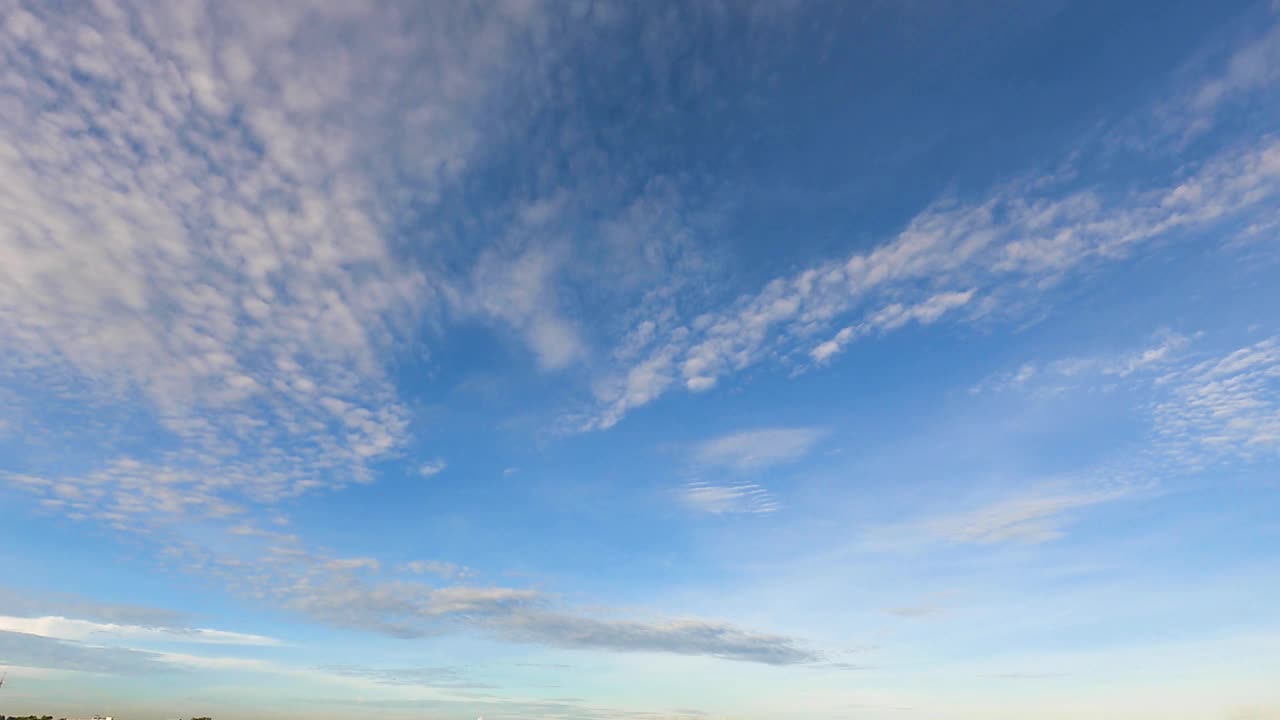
[1, 0, 1279, 718]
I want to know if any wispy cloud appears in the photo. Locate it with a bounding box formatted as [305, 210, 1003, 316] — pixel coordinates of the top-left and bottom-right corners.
[1050, 331, 1195, 379]
[812, 289, 976, 363]
[1177, 21, 1280, 139]
[31, 501, 818, 665]
[280, 569, 818, 664]
[972, 331, 1194, 394]
[0, 0, 623, 565]
[926, 488, 1129, 545]
[679, 481, 779, 515]
[0, 615, 279, 647]
[280, 562, 818, 663]
[582, 104, 1280, 430]
[0, 2, 753, 671]
[323, 557, 381, 573]
[974, 332, 1279, 473]
[676, 427, 823, 514]
[402, 560, 474, 580]
[490, 612, 819, 665]
[321, 664, 492, 689]
[1, 3, 1275, 707]
[1153, 337, 1280, 466]
[694, 427, 825, 471]
[932, 333, 1280, 546]
[0, 2, 489, 502]
[0, 15, 590, 658]
[0, 630, 177, 676]
[419, 459, 448, 477]
[458, 246, 586, 371]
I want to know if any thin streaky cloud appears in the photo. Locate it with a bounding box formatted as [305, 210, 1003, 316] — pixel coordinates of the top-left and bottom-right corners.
[0, 615, 281, 647]
[694, 427, 826, 471]
[679, 481, 780, 515]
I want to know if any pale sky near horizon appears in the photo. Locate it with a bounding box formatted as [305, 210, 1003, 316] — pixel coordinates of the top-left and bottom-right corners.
[1, 1, 1279, 719]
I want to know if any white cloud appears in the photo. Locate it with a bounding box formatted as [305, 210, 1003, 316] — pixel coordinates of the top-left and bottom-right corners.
[419, 459, 448, 477]
[936, 334, 1280, 546]
[1181, 22, 1280, 137]
[811, 326, 856, 363]
[584, 123, 1280, 429]
[0, 629, 175, 675]
[279, 553, 821, 664]
[811, 289, 976, 363]
[322, 663, 490, 689]
[0, 2, 468, 493]
[0, 615, 279, 647]
[973, 332, 1193, 394]
[150, 650, 281, 673]
[460, 246, 585, 371]
[679, 481, 779, 515]
[1152, 337, 1280, 467]
[695, 427, 825, 471]
[866, 289, 977, 332]
[1111, 332, 1194, 376]
[0, 2, 754, 600]
[25, 501, 819, 665]
[403, 561, 472, 580]
[671, 427, 818, 518]
[972, 333, 1278, 473]
[0, 0, 568, 538]
[0, 5, 581, 652]
[490, 612, 818, 665]
[926, 488, 1128, 545]
[2, 0, 1275, 684]
[686, 375, 718, 392]
[324, 557, 381, 573]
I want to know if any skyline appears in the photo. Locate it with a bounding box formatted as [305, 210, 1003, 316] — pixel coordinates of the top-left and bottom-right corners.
[2, 1, 1279, 719]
